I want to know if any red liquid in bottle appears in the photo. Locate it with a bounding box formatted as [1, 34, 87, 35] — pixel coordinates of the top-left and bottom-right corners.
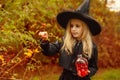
[75, 54, 88, 77]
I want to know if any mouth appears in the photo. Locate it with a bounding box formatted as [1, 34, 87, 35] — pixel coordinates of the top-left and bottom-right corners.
[72, 33, 78, 37]
[72, 32, 77, 35]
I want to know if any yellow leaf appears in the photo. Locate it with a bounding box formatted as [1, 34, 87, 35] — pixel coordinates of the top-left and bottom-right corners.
[0, 55, 5, 66]
[34, 48, 39, 53]
[24, 49, 33, 58]
[0, 55, 4, 61]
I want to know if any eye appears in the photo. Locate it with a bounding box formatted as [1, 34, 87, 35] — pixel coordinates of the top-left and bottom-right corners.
[76, 24, 81, 28]
[70, 24, 73, 28]
[76, 24, 79, 27]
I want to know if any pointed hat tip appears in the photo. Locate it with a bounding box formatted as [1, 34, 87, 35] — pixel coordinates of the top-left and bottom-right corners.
[76, 0, 90, 14]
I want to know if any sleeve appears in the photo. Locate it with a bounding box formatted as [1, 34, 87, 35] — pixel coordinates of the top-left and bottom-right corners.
[40, 40, 61, 56]
[88, 43, 98, 77]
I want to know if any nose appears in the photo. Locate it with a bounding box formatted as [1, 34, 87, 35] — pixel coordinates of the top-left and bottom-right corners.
[71, 25, 76, 31]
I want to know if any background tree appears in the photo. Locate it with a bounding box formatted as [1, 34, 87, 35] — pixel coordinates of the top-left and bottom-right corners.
[0, 0, 120, 79]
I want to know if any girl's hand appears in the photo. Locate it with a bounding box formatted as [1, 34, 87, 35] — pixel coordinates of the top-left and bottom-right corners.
[88, 70, 90, 73]
[39, 31, 48, 40]
[77, 69, 89, 77]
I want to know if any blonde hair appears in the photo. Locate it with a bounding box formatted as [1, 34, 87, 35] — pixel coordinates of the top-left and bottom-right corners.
[61, 19, 93, 58]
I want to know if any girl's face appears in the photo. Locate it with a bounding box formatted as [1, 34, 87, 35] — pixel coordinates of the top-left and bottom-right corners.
[70, 19, 83, 40]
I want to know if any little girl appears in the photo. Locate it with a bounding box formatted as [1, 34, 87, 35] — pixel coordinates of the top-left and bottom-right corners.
[39, 0, 101, 80]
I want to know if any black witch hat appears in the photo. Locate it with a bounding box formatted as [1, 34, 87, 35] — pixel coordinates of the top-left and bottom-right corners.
[56, 0, 101, 36]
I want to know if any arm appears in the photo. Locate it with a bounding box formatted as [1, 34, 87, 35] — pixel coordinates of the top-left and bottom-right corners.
[88, 44, 98, 77]
[40, 40, 61, 56]
[39, 31, 62, 56]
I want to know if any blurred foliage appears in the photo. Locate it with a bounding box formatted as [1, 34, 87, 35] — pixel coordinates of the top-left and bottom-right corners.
[0, 0, 120, 79]
[90, 0, 120, 68]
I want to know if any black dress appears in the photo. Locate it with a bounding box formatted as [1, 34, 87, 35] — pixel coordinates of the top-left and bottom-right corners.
[59, 69, 90, 80]
[40, 40, 98, 80]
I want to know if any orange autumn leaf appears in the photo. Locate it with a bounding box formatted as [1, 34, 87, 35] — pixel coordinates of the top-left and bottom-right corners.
[24, 49, 33, 58]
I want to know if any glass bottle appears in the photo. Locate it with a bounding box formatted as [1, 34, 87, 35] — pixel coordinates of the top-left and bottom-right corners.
[75, 54, 88, 77]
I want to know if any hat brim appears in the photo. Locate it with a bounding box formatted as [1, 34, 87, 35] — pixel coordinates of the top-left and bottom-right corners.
[57, 11, 101, 36]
